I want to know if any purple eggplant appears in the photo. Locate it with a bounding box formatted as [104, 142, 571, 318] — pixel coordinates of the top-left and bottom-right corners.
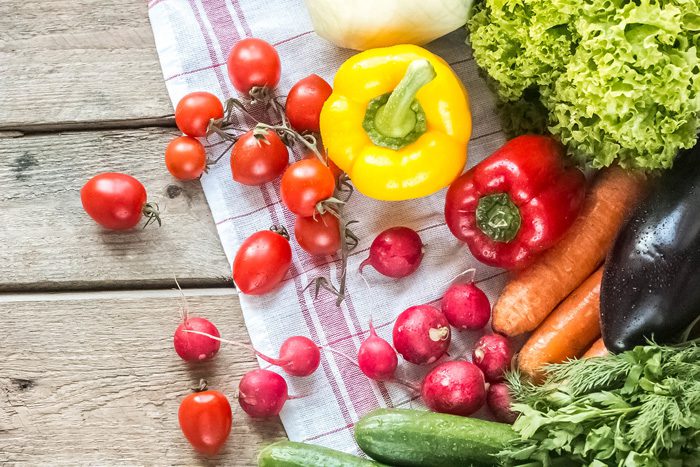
[600, 142, 700, 353]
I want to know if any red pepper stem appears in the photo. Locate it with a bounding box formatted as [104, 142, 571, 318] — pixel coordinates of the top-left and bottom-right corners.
[475, 193, 522, 243]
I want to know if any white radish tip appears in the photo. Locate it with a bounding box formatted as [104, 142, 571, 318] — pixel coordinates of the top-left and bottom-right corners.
[429, 326, 450, 342]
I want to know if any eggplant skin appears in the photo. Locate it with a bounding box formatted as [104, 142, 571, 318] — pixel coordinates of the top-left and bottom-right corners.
[601, 143, 700, 353]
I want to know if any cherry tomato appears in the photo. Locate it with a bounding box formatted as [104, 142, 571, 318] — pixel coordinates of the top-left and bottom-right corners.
[227, 38, 281, 94]
[280, 158, 336, 217]
[231, 129, 289, 185]
[294, 212, 341, 256]
[165, 136, 207, 181]
[178, 389, 232, 456]
[81, 173, 159, 230]
[175, 92, 224, 137]
[285, 74, 333, 133]
[304, 153, 343, 181]
[233, 229, 292, 295]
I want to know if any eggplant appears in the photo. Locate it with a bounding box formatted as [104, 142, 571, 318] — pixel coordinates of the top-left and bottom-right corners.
[601, 142, 700, 353]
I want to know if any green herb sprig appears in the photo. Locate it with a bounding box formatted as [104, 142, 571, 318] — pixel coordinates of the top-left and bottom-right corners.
[501, 341, 700, 466]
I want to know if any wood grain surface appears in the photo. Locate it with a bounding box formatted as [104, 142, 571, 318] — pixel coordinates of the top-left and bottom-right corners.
[0, 289, 286, 466]
[0, 127, 230, 292]
[0, 0, 173, 131]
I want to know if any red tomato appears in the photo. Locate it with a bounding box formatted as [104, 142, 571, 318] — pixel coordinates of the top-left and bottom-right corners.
[178, 389, 232, 456]
[81, 173, 157, 230]
[175, 92, 224, 137]
[233, 230, 292, 295]
[227, 38, 281, 94]
[165, 136, 207, 181]
[304, 153, 344, 181]
[294, 212, 341, 256]
[280, 159, 336, 217]
[285, 74, 333, 133]
[231, 129, 289, 185]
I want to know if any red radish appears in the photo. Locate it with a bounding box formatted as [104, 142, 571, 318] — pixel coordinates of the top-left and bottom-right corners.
[472, 333, 512, 383]
[238, 369, 289, 418]
[174, 317, 221, 362]
[393, 305, 451, 365]
[421, 360, 486, 416]
[358, 322, 398, 381]
[263, 336, 321, 377]
[182, 331, 320, 378]
[442, 282, 491, 330]
[360, 227, 424, 278]
[487, 383, 518, 423]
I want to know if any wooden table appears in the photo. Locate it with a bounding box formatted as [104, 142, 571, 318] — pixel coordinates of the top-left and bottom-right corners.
[0, 1, 285, 464]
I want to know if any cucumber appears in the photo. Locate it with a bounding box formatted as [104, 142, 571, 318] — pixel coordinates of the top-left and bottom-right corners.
[258, 440, 384, 467]
[354, 409, 517, 467]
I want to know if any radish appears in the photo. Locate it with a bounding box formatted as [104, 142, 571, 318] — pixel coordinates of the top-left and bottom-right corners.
[487, 383, 518, 423]
[238, 369, 289, 418]
[174, 317, 221, 362]
[421, 360, 486, 416]
[358, 322, 398, 381]
[441, 281, 491, 330]
[360, 226, 424, 278]
[183, 331, 321, 377]
[472, 333, 512, 383]
[393, 305, 451, 365]
[260, 336, 321, 377]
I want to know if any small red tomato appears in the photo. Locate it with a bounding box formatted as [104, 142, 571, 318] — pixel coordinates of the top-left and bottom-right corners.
[231, 130, 289, 185]
[175, 91, 224, 137]
[294, 212, 341, 256]
[165, 136, 207, 181]
[280, 159, 336, 217]
[285, 74, 333, 133]
[303, 153, 343, 181]
[178, 389, 232, 456]
[227, 38, 281, 94]
[81, 173, 159, 230]
[233, 229, 292, 295]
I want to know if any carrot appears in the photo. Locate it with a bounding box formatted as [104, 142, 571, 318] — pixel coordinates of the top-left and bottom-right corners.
[492, 167, 647, 336]
[582, 337, 608, 358]
[518, 268, 603, 381]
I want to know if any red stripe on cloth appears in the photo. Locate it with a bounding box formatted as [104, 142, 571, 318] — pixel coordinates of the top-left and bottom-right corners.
[165, 62, 226, 82]
[301, 422, 354, 443]
[274, 30, 314, 47]
[187, 0, 230, 97]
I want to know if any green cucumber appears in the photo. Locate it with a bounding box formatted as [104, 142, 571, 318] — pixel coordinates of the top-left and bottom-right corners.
[258, 440, 384, 467]
[355, 409, 517, 467]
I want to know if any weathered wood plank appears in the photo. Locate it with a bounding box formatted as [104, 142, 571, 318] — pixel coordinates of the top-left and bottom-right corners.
[0, 0, 173, 130]
[0, 289, 286, 466]
[0, 127, 230, 292]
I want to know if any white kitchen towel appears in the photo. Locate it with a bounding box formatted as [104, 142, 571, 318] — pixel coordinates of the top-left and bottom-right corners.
[149, 0, 507, 454]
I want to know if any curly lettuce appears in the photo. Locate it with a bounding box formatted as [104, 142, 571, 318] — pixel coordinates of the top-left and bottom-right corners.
[469, 0, 700, 170]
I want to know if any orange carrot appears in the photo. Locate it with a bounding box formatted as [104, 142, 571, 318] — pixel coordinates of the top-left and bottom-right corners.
[518, 268, 603, 381]
[582, 337, 608, 358]
[492, 167, 647, 336]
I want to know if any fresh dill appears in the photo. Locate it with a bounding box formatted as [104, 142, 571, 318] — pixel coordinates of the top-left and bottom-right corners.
[500, 341, 700, 466]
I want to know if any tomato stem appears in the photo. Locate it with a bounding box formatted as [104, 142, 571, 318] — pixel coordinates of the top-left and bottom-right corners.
[142, 202, 161, 228]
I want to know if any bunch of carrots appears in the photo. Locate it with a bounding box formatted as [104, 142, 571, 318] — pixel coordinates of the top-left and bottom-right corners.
[491, 167, 647, 381]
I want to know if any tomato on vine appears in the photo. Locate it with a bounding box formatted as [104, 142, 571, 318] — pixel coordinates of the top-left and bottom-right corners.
[280, 158, 336, 217]
[81, 173, 160, 230]
[178, 383, 232, 456]
[285, 74, 333, 133]
[231, 129, 289, 186]
[294, 212, 341, 256]
[165, 136, 207, 181]
[175, 92, 224, 137]
[233, 228, 292, 295]
[227, 38, 281, 95]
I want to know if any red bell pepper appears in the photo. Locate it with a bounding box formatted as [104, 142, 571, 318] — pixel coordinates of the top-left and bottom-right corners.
[444, 135, 586, 269]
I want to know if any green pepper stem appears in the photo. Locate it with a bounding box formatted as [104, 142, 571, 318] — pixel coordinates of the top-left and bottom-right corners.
[373, 59, 436, 139]
[476, 193, 522, 243]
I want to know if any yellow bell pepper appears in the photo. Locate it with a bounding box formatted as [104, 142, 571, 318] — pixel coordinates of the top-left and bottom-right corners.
[320, 44, 472, 201]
